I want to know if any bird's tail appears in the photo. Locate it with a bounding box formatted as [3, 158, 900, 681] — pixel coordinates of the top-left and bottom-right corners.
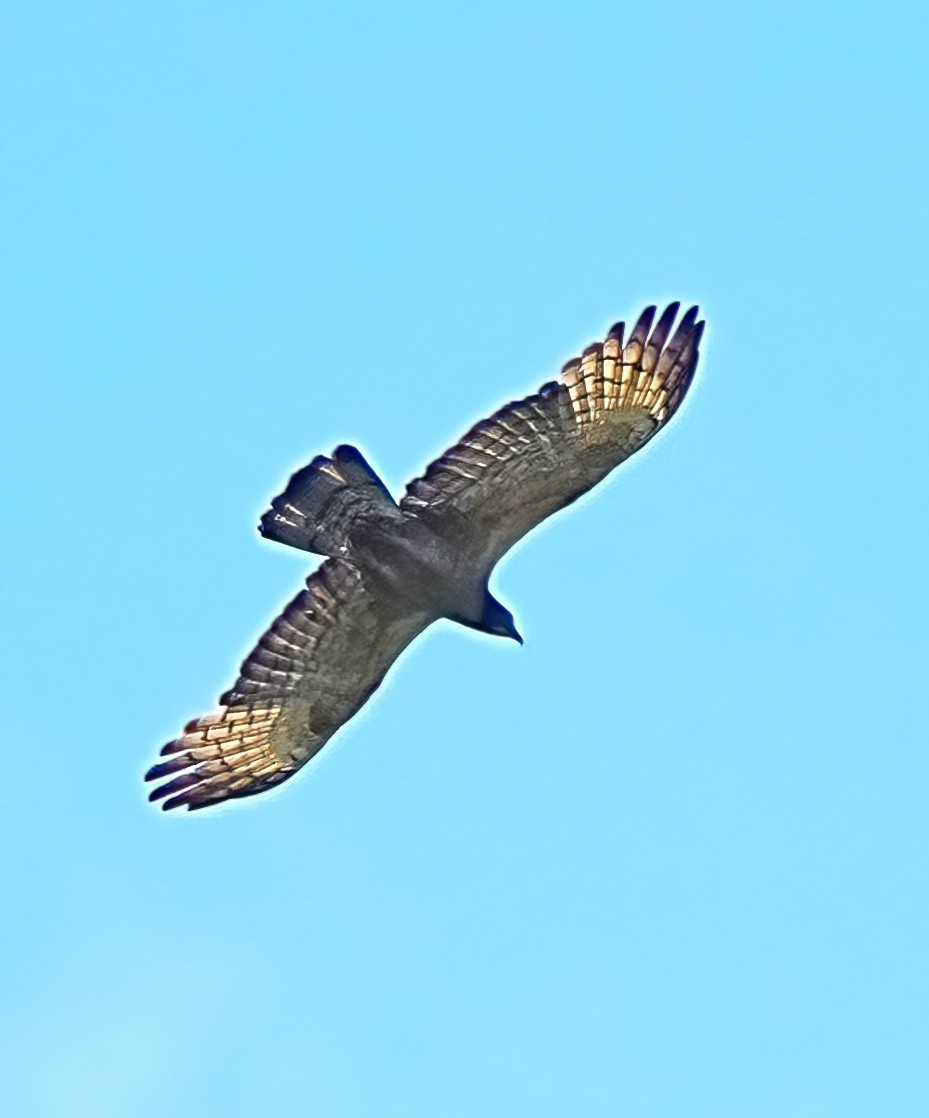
[259, 444, 399, 556]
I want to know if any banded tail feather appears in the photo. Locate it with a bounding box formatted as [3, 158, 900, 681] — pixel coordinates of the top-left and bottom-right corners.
[259, 444, 400, 556]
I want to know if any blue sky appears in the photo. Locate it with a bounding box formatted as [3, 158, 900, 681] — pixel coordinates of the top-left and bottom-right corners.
[2, 2, 927, 1115]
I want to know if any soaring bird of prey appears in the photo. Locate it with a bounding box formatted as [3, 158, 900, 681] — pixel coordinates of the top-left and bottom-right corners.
[146, 302, 704, 811]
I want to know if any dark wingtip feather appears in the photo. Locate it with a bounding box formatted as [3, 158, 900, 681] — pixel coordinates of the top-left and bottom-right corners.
[678, 305, 699, 333]
[626, 305, 657, 353]
[162, 793, 192, 811]
[145, 756, 190, 782]
[148, 772, 201, 803]
[659, 305, 701, 370]
[167, 787, 223, 811]
[643, 303, 681, 362]
[606, 321, 625, 348]
[635, 303, 657, 326]
[652, 301, 680, 339]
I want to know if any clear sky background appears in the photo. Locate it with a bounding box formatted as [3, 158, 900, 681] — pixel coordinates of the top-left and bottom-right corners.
[2, 2, 927, 1115]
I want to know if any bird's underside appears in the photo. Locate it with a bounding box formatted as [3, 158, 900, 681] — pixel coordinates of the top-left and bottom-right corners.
[146, 302, 704, 810]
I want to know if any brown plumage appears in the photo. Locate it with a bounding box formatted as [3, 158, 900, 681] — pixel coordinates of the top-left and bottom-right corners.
[146, 303, 704, 810]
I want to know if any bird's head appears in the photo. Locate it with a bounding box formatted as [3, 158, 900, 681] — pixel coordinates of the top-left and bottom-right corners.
[480, 593, 523, 644]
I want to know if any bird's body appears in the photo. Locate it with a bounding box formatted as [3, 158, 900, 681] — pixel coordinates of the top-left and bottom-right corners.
[352, 515, 488, 624]
[146, 303, 704, 810]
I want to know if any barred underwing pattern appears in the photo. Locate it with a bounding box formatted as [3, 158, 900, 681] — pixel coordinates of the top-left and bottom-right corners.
[401, 303, 702, 567]
[147, 560, 432, 809]
[146, 303, 703, 810]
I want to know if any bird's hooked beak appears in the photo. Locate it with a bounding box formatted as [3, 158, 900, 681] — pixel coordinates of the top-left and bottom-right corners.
[495, 618, 523, 645]
[476, 592, 522, 644]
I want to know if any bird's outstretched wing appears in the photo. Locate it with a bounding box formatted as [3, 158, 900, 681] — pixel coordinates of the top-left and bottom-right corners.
[145, 559, 432, 810]
[401, 303, 703, 568]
